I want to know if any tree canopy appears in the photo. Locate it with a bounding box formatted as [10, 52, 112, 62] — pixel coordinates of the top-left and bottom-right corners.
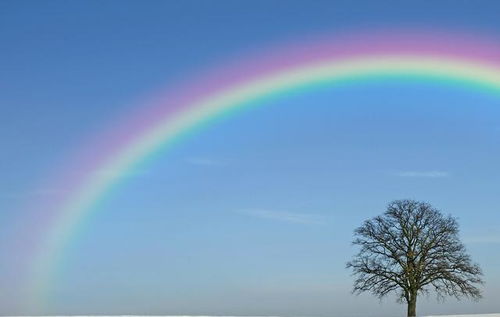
[346, 199, 483, 317]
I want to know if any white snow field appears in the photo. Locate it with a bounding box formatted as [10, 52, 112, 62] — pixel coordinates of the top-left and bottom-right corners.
[425, 314, 500, 317]
[11, 315, 500, 317]
[424, 315, 500, 317]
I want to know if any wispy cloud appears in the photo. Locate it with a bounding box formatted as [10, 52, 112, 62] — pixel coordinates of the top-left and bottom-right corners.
[464, 235, 500, 244]
[186, 157, 229, 166]
[396, 171, 450, 178]
[4, 169, 150, 199]
[29, 188, 67, 196]
[239, 209, 326, 225]
[91, 168, 151, 178]
[2, 188, 67, 198]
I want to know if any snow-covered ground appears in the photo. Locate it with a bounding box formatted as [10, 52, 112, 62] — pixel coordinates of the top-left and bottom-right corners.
[11, 315, 500, 317]
[424, 314, 500, 317]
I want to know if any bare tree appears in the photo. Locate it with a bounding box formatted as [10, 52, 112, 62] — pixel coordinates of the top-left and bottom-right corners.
[346, 199, 483, 317]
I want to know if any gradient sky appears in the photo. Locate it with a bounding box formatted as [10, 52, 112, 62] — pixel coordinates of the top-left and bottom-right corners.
[1, 1, 500, 316]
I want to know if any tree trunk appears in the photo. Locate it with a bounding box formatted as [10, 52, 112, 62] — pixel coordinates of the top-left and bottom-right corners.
[407, 293, 417, 317]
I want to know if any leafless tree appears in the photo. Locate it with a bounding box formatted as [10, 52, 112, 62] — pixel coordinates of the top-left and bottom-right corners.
[346, 199, 483, 317]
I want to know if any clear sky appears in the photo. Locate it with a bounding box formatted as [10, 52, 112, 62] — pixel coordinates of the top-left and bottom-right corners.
[0, 1, 499, 316]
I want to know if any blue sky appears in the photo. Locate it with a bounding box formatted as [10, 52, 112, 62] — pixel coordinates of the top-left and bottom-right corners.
[1, 1, 500, 316]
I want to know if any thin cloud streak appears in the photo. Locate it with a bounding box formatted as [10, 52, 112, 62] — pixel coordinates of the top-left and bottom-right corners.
[186, 157, 230, 166]
[2, 188, 68, 199]
[397, 171, 450, 178]
[91, 168, 151, 178]
[239, 209, 326, 225]
[464, 235, 500, 244]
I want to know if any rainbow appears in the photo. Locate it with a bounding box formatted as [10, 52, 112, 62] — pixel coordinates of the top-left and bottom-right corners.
[21, 30, 500, 309]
